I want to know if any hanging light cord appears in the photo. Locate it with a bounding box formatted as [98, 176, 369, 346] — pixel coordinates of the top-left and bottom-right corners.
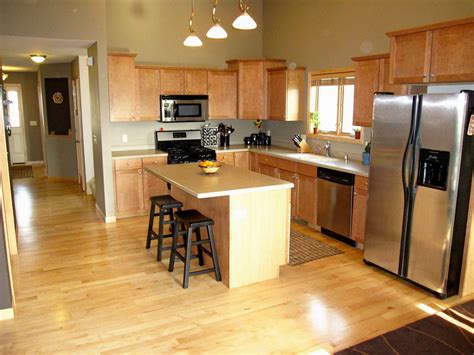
[189, 0, 196, 34]
[239, 0, 248, 12]
[212, 0, 220, 24]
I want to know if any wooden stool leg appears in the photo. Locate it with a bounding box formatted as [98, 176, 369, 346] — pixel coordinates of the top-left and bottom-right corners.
[195, 227, 204, 266]
[146, 202, 156, 249]
[207, 225, 221, 282]
[156, 208, 166, 261]
[168, 219, 180, 272]
[183, 227, 193, 289]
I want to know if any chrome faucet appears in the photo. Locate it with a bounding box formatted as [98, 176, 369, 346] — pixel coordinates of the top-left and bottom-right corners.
[324, 140, 331, 157]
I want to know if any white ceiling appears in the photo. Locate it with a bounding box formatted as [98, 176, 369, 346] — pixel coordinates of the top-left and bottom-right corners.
[1, 35, 94, 72]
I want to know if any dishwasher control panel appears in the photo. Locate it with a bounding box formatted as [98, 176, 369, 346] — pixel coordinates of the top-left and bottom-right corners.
[317, 167, 354, 185]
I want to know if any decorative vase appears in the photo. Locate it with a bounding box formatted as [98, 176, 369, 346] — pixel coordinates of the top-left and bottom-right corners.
[313, 127, 318, 134]
[355, 131, 361, 139]
[362, 152, 371, 165]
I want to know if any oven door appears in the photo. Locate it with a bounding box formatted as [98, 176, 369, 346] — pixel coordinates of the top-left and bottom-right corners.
[160, 95, 208, 122]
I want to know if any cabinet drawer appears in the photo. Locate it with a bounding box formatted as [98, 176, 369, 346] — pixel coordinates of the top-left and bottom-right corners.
[114, 158, 143, 170]
[216, 152, 235, 165]
[258, 154, 278, 167]
[355, 175, 369, 191]
[277, 158, 296, 172]
[142, 156, 167, 167]
[296, 162, 316, 178]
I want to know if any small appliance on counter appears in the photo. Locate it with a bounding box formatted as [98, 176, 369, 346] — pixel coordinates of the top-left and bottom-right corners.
[218, 123, 235, 147]
[201, 124, 218, 146]
[244, 131, 271, 146]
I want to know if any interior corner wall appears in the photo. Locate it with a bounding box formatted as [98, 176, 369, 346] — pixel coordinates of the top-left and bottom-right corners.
[3, 72, 43, 162]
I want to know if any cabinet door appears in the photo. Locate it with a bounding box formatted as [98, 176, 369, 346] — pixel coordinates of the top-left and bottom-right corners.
[143, 157, 168, 209]
[259, 163, 278, 178]
[208, 70, 237, 119]
[216, 152, 235, 166]
[353, 59, 380, 127]
[430, 22, 474, 83]
[352, 189, 368, 245]
[278, 169, 297, 219]
[160, 69, 185, 94]
[108, 55, 135, 121]
[296, 175, 317, 225]
[115, 169, 145, 213]
[234, 152, 249, 169]
[185, 70, 208, 94]
[238, 61, 264, 120]
[267, 69, 287, 120]
[389, 32, 432, 84]
[249, 152, 258, 172]
[379, 58, 408, 95]
[135, 68, 160, 120]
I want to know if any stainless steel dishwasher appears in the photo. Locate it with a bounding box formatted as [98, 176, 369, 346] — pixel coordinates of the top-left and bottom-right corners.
[317, 167, 354, 240]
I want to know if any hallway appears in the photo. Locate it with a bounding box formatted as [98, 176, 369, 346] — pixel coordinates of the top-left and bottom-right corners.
[0, 177, 467, 352]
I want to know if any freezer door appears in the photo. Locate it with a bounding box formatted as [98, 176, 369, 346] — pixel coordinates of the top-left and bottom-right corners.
[407, 94, 468, 294]
[364, 95, 415, 274]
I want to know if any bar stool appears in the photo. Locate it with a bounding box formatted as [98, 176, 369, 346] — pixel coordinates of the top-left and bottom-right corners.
[146, 195, 183, 261]
[168, 209, 221, 288]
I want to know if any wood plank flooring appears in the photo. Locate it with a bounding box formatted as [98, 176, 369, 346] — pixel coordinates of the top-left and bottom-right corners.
[1, 177, 471, 353]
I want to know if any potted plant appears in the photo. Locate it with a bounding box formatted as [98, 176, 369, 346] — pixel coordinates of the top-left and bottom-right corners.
[362, 141, 371, 165]
[353, 127, 361, 139]
[310, 111, 320, 134]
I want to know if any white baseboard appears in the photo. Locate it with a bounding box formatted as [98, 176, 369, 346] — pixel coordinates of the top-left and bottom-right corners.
[0, 308, 14, 320]
[27, 160, 44, 165]
[95, 204, 116, 223]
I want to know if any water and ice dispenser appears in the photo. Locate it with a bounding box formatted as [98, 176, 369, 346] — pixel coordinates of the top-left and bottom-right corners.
[417, 149, 450, 190]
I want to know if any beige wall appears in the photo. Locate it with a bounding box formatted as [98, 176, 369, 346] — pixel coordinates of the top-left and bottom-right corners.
[106, 0, 263, 67]
[262, 0, 474, 70]
[4, 72, 43, 162]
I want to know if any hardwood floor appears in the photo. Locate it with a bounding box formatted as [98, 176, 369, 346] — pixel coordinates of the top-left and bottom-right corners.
[1, 177, 471, 353]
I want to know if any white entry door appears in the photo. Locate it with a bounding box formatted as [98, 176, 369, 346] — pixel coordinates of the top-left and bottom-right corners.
[5, 84, 27, 164]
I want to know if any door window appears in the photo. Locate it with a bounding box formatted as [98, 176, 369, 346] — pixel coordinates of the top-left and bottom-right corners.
[6, 90, 21, 128]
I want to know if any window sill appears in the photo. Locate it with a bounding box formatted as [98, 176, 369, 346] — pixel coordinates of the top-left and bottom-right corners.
[306, 132, 365, 145]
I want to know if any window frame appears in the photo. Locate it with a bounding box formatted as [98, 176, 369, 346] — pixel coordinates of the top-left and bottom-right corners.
[307, 67, 355, 138]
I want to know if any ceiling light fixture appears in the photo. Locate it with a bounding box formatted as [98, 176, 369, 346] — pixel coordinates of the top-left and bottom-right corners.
[232, 0, 257, 30]
[183, 0, 203, 47]
[206, 0, 228, 39]
[2, 73, 8, 81]
[30, 54, 47, 64]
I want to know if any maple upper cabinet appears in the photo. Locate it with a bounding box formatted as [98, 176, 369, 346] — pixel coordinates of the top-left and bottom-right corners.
[185, 70, 208, 95]
[227, 59, 286, 120]
[267, 67, 306, 121]
[160, 69, 185, 94]
[134, 67, 160, 120]
[108, 53, 137, 121]
[352, 54, 407, 127]
[208, 70, 237, 119]
[387, 17, 474, 84]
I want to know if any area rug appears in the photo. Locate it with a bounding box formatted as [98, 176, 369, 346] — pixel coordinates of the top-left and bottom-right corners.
[336, 299, 474, 354]
[289, 230, 343, 266]
[11, 165, 34, 179]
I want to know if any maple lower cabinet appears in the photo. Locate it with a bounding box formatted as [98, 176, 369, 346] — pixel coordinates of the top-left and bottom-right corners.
[387, 17, 474, 84]
[216, 152, 235, 166]
[266, 67, 306, 121]
[351, 176, 369, 245]
[142, 157, 168, 209]
[134, 67, 160, 120]
[108, 53, 137, 121]
[208, 70, 237, 119]
[249, 152, 258, 172]
[160, 69, 185, 94]
[234, 152, 249, 169]
[114, 158, 145, 216]
[352, 54, 407, 127]
[259, 164, 278, 178]
[185, 70, 208, 95]
[278, 169, 297, 219]
[295, 163, 317, 226]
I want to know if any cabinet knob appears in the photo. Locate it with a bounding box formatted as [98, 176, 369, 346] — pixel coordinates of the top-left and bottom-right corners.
[422, 75, 427, 78]
[430, 74, 436, 77]
[138, 169, 142, 175]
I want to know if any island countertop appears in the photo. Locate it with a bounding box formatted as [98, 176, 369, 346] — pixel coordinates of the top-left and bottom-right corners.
[146, 163, 293, 199]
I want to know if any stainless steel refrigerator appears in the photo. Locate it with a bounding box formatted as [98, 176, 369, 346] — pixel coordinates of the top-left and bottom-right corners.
[364, 92, 473, 299]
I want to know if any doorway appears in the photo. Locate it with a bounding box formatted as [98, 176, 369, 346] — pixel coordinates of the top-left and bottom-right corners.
[72, 77, 86, 192]
[5, 84, 27, 164]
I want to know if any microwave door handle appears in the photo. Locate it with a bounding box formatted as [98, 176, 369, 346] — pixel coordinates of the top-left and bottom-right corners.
[173, 103, 178, 120]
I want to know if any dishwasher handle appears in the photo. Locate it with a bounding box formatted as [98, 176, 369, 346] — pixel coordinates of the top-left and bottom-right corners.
[317, 167, 354, 186]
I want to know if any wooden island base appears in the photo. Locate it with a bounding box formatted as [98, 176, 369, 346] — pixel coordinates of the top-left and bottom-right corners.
[172, 186, 291, 288]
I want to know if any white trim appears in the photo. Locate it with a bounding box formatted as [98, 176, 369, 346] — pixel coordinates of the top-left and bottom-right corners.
[0, 308, 14, 320]
[5, 84, 28, 163]
[95, 203, 116, 223]
[26, 160, 44, 165]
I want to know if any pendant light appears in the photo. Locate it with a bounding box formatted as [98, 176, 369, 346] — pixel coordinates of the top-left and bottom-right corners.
[30, 54, 47, 63]
[232, 0, 257, 30]
[206, 0, 227, 39]
[2, 73, 8, 81]
[183, 0, 203, 47]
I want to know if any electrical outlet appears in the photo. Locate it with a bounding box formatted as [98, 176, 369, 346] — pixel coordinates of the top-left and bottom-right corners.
[122, 134, 128, 143]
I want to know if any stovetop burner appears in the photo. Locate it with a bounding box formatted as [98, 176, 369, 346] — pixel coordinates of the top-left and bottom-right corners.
[167, 145, 216, 164]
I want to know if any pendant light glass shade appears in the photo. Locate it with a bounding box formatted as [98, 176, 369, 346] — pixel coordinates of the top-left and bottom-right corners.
[207, 23, 227, 39]
[232, 1, 257, 30]
[183, 33, 203, 47]
[30, 54, 47, 63]
[2, 73, 8, 81]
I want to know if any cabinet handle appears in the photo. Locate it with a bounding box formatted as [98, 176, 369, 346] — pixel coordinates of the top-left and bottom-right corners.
[430, 74, 436, 77]
[422, 75, 427, 78]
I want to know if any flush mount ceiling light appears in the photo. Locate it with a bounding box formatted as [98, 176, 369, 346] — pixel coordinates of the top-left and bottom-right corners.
[2, 73, 8, 81]
[30, 54, 47, 64]
[183, 0, 203, 47]
[206, 0, 228, 39]
[232, 0, 257, 30]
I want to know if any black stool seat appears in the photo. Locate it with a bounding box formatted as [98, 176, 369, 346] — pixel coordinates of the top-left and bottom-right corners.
[174, 209, 214, 228]
[150, 195, 182, 209]
[169, 209, 221, 288]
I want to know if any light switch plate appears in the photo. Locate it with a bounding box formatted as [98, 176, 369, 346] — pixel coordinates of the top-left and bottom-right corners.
[29, 121, 37, 126]
[122, 134, 128, 143]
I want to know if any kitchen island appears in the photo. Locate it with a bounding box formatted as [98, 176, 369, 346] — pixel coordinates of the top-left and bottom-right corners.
[145, 163, 293, 288]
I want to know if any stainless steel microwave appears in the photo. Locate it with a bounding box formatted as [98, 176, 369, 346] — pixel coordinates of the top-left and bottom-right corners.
[160, 95, 208, 122]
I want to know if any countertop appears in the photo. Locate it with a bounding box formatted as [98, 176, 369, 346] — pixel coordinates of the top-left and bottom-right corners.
[113, 145, 370, 177]
[145, 163, 294, 199]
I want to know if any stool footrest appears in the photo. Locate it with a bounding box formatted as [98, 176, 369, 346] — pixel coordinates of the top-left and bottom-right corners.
[151, 231, 174, 239]
[191, 239, 210, 246]
[174, 250, 200, 263]
[189, 268, 215, 276]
